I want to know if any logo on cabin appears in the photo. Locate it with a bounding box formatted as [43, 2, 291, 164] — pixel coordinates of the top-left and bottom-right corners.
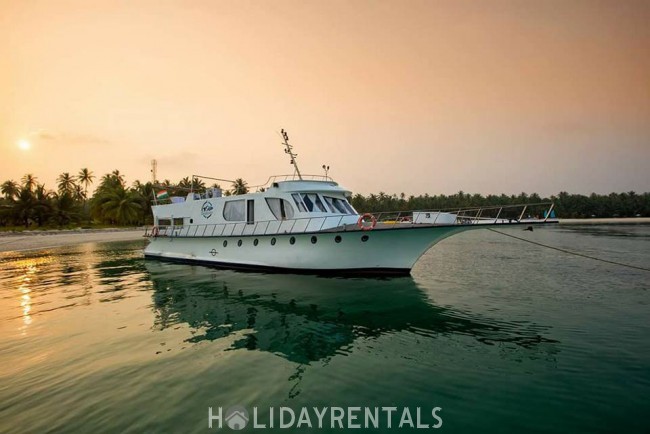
[201, 201, 214, 219]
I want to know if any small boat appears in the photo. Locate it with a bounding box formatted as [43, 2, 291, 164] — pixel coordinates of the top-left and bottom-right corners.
[144, 131, 558, 275]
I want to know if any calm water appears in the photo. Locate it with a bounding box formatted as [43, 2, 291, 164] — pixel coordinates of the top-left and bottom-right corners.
[1, 225, 649, 433]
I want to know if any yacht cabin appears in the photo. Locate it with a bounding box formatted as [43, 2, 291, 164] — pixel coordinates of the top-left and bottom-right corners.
[152, 180, 360, 236]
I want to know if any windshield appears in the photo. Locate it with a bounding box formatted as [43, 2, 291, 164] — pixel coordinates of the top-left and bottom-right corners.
[300, 193, 327, 212]
[323, 196, 356, 214]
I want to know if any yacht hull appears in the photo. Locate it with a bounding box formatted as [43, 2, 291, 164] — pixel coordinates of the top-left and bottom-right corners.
[144, 225, 476, 275]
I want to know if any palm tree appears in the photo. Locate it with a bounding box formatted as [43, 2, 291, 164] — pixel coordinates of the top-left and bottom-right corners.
[73, 184, 86, 202]
[52, 191, 82, 227]
[91, 177, 146, 225]
[107, 170, 126, 189]
[100, 188, 143, 225]
[33, 184, 52, 226]
[77, 168, 94, 200]
[178, 177, 192, 189]
[1, 180, 19, 200]
[231, 178, 249, 195]
[132, 180, 144, 192]
[192, 177, 206, 190]
[131, 180, 155, 223]
[98, 171, 125, 191]
[57, 173, 76, 196]
[21, 174, 37, 192]
[12, 187, 37, 227]
[111, 169, 125, 183]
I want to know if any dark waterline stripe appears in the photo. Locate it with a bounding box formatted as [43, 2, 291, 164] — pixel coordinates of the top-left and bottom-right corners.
[143, 254, 411, 277]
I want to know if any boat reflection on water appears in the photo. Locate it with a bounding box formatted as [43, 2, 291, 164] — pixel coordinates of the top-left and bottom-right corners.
[145, 261, 558, 365]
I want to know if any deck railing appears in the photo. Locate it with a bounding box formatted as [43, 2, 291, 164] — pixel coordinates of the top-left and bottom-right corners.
[145, 215, 356, 238]
[371, 202, 556, 225]
[248, 174, 335, 192]
[144, 202, 556, 238]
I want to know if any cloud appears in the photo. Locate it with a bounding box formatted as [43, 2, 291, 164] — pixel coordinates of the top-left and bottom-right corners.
[29, 131, 111, 147]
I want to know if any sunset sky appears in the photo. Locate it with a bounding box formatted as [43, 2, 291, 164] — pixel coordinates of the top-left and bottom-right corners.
[1, 0, 648, 196]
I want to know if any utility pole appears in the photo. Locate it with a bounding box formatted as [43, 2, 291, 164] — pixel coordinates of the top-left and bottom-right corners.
[151, 159, 157, 185]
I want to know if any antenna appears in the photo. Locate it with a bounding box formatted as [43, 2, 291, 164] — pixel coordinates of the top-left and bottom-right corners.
[150, 159, 157, 184]
[281, 129, 303, 180]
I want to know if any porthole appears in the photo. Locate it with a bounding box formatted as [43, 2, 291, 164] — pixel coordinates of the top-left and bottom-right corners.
[361, 235, 369, 242]
[190, 218, 193, 224]
[290, 236, 296, 245]
[223, 240, 228, 247]
[238, 239, 243, 247]
[271, 237, 276, 245]
[311, 236, 317, 244]
[254, 239, 259, 246]
[335, 235, 342, 243]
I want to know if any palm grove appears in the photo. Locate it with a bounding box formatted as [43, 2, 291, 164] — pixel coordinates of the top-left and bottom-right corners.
[0, 169, 250, 228]
[1, 169, 648, 229]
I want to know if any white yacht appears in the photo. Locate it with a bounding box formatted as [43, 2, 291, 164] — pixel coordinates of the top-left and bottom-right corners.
[144, 131, 558, 275]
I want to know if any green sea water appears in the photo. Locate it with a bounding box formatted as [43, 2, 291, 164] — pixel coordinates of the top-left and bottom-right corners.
[0, 224, 648, 433]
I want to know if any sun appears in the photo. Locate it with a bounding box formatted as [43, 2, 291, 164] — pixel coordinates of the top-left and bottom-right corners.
[18, 139, 31, 151]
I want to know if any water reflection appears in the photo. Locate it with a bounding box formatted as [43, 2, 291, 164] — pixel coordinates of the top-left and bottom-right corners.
[558, 224, 650, 239]
[9, 257, 53, 333]
[0, 242, 149, 329]
[145, 261, 558, 364]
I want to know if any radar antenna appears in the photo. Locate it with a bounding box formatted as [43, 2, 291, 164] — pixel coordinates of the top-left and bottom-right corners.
[280, 129, 303, 180]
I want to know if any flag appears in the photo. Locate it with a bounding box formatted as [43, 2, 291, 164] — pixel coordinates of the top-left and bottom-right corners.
[156, 190, 169, 200]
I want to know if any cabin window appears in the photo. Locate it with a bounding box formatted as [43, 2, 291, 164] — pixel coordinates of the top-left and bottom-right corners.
[291, 194, 308, 212]
[173, 218, 184, 226]
[324, 196, 355, 214]
[158, 218, 171, 226]
[223, 200, 245, 221]
[343, 200, 356, 214]
[247, 200, 255, 224]
[265, 198, 295, 220]
[300, 193, 327, 212]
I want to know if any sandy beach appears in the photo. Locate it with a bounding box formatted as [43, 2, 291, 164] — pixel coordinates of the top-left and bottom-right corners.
[0, 228, 146, 253]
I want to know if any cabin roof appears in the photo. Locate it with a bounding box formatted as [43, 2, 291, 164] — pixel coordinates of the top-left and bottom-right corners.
[270, 180, 351, 196]
[152, 179, 352, 209]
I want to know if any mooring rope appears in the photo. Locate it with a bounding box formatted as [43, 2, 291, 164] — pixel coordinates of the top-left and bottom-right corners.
[487, 228, 650, 273]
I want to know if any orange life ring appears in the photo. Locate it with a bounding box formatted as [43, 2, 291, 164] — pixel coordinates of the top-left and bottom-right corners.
[357, 213, 377, 231]
[152, 226, 159, 237]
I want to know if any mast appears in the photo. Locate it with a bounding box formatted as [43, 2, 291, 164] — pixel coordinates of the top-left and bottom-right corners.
[281, 129, 303, 180]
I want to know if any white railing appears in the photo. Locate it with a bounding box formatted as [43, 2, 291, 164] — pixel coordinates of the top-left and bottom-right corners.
[146, 215, 357, 238]
[370, 202, 556, 226]
[248, 174, 335, 192]
[144, 203, 556, 238]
